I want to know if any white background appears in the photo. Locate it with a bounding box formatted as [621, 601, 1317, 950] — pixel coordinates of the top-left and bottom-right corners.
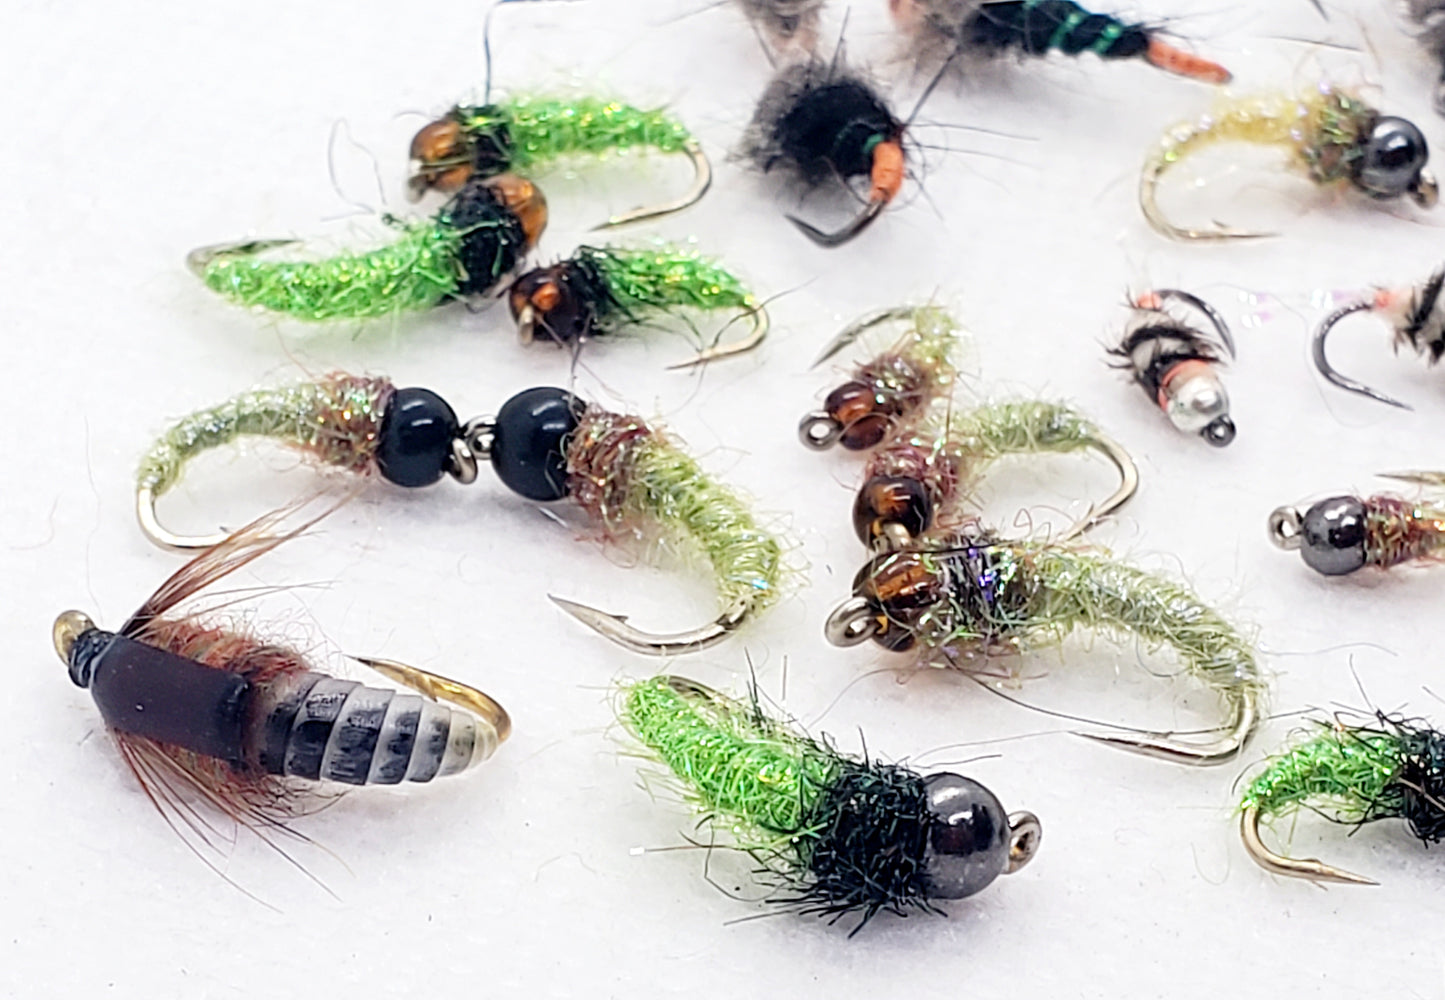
[4, 0, 1445, 996]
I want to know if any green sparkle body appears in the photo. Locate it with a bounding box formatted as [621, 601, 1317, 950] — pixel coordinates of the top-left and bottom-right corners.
[624, 434, 784, 611]
[1241, 727, 1402, 822]
[461, 96, 694, 171]
[912, 542, 1261, 708]
[199, 222, 463, 322]
[137, 375, 392, 496]
[583, 245, 756, 330]
[621, 677, 837, 837]
[936, 401, 1102, 470]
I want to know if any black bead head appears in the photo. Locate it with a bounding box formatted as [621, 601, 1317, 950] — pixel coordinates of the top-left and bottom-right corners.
[1353, 116, 1430, 200]
[376, 388, 461, 488]
[920, 773, 1011, 900]
[489, 387, 584, 501]
[1299, 496, 1368, 576]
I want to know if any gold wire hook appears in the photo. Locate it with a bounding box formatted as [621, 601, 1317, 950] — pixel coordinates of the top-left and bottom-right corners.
[1238, 806, 1378, 885]
[1312, 299, 1413, 410]
[351, 655, 512, 745]
[667, 301, 770, 370]
[186, 239, 299, 276]
[549, 596, 751, 656]
[136, 484, 231, 552]
[1139, 155, 1277, 243]
[1054, 433, 1141, 543]
[592, 140, 714, 231]
[1074, 686, 1260, 765]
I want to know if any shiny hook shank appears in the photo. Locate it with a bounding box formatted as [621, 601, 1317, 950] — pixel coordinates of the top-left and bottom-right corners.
[667, 302, 770, 370]
[549, 596, 752, 656]
[1313, 299, 1413, 410]
[593, 140, 713, 231]
[1239, 806, 1377, 885]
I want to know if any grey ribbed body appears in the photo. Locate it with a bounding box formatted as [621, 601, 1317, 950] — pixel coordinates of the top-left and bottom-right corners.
[253, 672, 494, 786]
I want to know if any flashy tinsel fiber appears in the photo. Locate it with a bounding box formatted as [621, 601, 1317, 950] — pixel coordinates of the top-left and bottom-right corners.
[466, 96, 694, 169]
[867, 400, 1100, 513]
[1244, 720, 1445, 843]
[566, 409, 784, 613]
[199, 222, 464, 322]
[1150, 87, 1373, 187]
[857, 307, 961, 415]
[621, 676, 837, 837]
[137, 375, 394, 496]
[581, 246, 756, 331]
[1241, 725, 1402, 823]
[1025, 546, 1263, 700]
[1365, 495, 1445, 568]
[911, 542, 1262, 708]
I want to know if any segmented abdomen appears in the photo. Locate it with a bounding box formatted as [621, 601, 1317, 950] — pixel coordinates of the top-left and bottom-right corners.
[253, 672, 498, 785]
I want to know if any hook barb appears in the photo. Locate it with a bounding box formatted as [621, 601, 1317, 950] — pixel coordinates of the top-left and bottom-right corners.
[550, 595, 750, 655]
[186, 238, 298, 277]
[1073, 687, 1259, 765]
[667, 302, 770, 369]
[1239, 806, 1377, 885]
[136, 484, 230, 552]
[351, 654, 512, 745]
[592, 140, 713, 231]
[1312, 300, 1412, 409]
[1055, 433, 1140, 543]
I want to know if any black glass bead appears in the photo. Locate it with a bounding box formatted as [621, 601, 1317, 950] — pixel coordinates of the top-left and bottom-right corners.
[1299, 496, 1367, 576]
[920, 773, 1012, 900]
[1353, 116, 1430, 200]
[376, 387, 460, 488]
[490, 387, 583, 501]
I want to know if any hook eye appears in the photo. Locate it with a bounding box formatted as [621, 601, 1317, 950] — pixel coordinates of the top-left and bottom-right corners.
[1005, 811, 1042, 874]
[1268, 506, 1303, 550]
[799, 412, 844, 450]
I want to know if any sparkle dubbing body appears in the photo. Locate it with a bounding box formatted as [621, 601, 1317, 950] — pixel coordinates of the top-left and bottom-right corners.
[192, 174, 546, 322]
[831, 535, 1262, 763]
[506, 245, 766, 365]
[890, 0, 1230, 83]
[1239, 715, 1445, 883]
[136, 379, 785, 653]
[407, 96, 708, 226]
[852, 399, 1132, 548]
[800, 306, 961, 452]
[1141, 85, 1437, 241]
[620, 675, 1039, 926]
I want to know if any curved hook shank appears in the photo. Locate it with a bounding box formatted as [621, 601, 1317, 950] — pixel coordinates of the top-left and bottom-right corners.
[136, 485, 231, 552]
[1139, 158, 1275, 243]
[1056, 433, 1141, 543]
[788, 198, 885, 248]
[667, 302, 770, 370]
[550, 596, 750, 656]
[810, 305, 920, 369]
[1075, 686, 1259, 766]
[1239, 806, 1377, 885]
[186, 238, 298, 277]
[353, 655, 512, 745]
[594, 140, 713, 231]
[1312, 300, 1412, 410]
[1154, 287, 1235, 358]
